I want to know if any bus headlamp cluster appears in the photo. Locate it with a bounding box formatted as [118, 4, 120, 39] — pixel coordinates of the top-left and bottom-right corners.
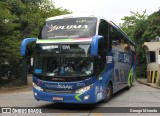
[75, 84, 93, 94]
[33, 82, 43, 91]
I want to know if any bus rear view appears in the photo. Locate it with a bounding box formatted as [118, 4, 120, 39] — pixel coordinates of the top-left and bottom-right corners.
[20, 14, 136, 104]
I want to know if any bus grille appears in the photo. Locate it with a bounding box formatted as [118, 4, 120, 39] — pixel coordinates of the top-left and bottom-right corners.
[44, 89, 75, 94]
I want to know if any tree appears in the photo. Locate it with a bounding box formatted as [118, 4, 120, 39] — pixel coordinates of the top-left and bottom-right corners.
[120, 10, 160, 77]
[119, 10, 148, 38]
[0, 1, 20, 62]
[0, 0, 70, 60]
[0, 0, 71, 79]
[142, 11, 160, 41]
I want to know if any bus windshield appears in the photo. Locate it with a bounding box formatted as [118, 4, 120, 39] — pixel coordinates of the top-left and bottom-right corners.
[39, 17, 97, 39]
[34, 44, 94, 77]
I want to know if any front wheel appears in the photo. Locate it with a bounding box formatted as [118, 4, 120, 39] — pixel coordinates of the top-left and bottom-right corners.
[102, 84, 112, 103]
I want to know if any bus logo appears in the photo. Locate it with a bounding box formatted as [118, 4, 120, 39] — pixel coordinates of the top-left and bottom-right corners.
[47, 24, 88, 32]
[44, 84, 73, 89]
[62, 45, 70, 49]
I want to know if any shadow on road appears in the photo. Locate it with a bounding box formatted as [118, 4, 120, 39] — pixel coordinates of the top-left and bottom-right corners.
[39, 102, 100, 113]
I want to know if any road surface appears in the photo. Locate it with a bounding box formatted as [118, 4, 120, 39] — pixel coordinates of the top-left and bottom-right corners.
[0, 81, 160, 116]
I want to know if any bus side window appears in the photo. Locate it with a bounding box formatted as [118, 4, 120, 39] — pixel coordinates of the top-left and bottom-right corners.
[122, 35, 130, 52]
[110, 26, 130, 51]
[110, 26, 121, 49]
[97, 19, 110, 73]
[98, 19, 111, 53]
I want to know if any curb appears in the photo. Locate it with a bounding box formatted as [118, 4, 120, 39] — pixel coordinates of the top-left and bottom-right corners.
[136, 79, 160, 89]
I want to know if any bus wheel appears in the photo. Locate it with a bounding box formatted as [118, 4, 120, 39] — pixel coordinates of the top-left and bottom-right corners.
[126, 84, 131, 90]
[126, 77, 132, 90]
[102, 84, 112, 103]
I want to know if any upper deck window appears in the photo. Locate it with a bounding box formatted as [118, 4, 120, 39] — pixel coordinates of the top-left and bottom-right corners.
[39, 17, 97, 39]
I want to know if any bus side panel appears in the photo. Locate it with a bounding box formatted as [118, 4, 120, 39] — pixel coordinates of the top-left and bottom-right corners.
[127, 51, 136, 86]
[98, 51, 115, 96]
[112, 50, 132, 94]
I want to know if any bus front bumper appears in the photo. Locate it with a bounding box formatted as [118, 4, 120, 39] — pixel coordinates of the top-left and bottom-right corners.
[33, 86, 104, 104]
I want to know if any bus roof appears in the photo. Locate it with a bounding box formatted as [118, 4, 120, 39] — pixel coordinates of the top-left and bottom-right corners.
[46, 13, 109, 22]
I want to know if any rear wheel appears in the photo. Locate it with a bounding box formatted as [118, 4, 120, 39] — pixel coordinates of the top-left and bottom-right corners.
[126, 84, 131, 90]
[126, 76, 132, 90]
[102, 84, 112, 103]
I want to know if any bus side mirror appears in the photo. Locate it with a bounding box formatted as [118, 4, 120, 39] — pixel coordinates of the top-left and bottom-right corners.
[20, 38, 37, 56]
[91, 35, 104, 56]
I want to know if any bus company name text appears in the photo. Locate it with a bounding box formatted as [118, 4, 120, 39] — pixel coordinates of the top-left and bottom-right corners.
[48, 24, 88, 32]
[44, 83, 73, 89]
[114, 51, 131, 63]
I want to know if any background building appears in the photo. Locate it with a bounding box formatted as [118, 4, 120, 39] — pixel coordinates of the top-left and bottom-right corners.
[142, 36, 160, 85]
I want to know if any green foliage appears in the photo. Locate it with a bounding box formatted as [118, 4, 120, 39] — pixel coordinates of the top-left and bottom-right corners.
[120, 10, 160, 76]
[142, 11, 160, 41]
[119, 10, 148, 38]
[0, 0, 71, 65]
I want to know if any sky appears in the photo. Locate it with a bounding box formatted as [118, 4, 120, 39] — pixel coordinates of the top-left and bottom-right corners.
[53, 0, 160, 25]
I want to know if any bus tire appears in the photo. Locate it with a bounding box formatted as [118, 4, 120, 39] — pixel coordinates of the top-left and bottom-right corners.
[126, 77, 132, 90]
[102, 83, 112, 103]
[126, 84, 131, 90]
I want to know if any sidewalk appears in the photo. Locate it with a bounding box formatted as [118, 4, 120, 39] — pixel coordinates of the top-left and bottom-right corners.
[137, 78, 160, 89]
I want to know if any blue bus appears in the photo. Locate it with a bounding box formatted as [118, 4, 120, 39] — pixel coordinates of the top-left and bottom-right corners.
[20, 14, 136, 104]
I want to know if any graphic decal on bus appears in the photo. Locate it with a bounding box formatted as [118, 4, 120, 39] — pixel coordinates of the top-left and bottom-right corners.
[44, 83, 73, 89]
[47, 24, 88, 32]
[113, 51, 131, 64]
[39, 17, 97, 39]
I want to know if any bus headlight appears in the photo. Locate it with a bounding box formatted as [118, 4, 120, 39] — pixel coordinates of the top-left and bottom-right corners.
[75, 84, 93, 94]
[33, 82, 43, 91]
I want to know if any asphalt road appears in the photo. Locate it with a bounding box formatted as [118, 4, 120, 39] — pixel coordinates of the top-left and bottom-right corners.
[0, 81, 160, 116]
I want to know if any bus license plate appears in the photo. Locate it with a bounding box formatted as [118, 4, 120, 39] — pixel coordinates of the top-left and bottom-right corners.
[53, 97, 63, 101]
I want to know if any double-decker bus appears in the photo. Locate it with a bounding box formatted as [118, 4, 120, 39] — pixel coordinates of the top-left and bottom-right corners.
[20, 14, 136, 104]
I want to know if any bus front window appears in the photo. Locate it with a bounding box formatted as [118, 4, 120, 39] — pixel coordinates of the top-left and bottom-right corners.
[34, 44, 94, 77]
